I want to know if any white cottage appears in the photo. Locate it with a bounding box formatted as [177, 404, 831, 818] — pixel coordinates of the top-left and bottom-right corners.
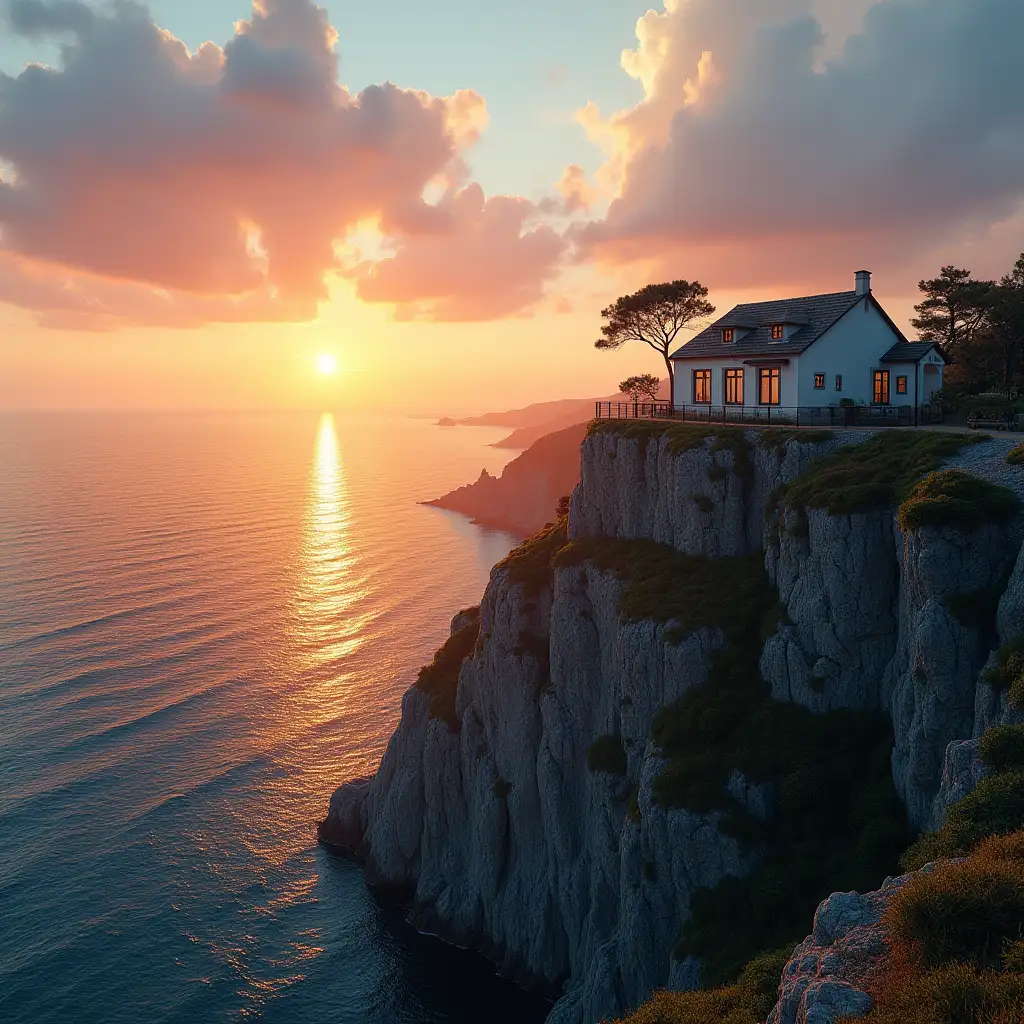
[668, 272, 945, 415]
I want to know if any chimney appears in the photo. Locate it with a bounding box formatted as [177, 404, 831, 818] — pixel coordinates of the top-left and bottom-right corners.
[855, 270, 872, 296]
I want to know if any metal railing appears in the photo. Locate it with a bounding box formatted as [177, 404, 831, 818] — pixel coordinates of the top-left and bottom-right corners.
[594, 402, 945, 428]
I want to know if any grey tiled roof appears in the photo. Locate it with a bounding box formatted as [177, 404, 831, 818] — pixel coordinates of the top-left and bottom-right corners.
[670, 290, 867, 361]
[880, 342, 941, 364]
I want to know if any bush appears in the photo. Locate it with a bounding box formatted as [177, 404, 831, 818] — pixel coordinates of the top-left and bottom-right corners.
[779, 431, 987, 516]
[864, 962, 1024, 1024]
[414, 607, 480, 731]
[898, 470, 1019, 533]
[1007, 444, 1024, 467]
[497, 519, 568, 598]
[902, 773, 1024, 870]
[984, 637, 1024, 709]
[605, 948, 790, 1024]
[758, 429, 833, 452]
[587, 734, 627, 775]
[981, 726, 1024, 774]
[887, 858, 1024, 969]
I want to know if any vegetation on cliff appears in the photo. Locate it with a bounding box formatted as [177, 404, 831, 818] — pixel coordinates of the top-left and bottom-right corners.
[778, 430, 989, 516]
[608, 948, 790, 1024]
[497, 517, 568, 598]
[559, 534, 908, 986]
[413, 606, 480, 731]
[897, 469, 1019, 533]
[903, 725, 1024, 870]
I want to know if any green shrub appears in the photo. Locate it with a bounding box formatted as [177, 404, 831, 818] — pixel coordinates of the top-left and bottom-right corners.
[555, 539, 773, 647]
[497, 519, 568, 598]
[903, 773, 1024, 870]
[887, 858, 1024, 969]
[1008, 444, 1024, 467]
[606, 948, 790, 1024]
[587, 734, 627, 775]
[414, 607, 481, 731]
[981, 727, 1024, 775]
[758, 429, 833, 453]
[944, 575, 1013, 646]
[780, 431, 987, 516]
[984, 637, 1024, 709]
[898, 470, 1019, 533]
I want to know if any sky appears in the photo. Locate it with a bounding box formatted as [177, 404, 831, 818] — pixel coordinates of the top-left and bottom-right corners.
[1, 0, 1023, 414]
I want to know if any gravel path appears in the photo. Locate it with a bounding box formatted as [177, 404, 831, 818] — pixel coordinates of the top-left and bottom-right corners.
[942, 434, 1024, 501]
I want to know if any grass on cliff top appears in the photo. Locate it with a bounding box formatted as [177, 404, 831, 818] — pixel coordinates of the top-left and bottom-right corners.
[898, 470, 1020, 533]
[413, 606, 480, 731]
[586, 419, 753, 480]
[778, 430, 989, 516]
[606, 948, 790, 1024]
[554, 538, 770, 645]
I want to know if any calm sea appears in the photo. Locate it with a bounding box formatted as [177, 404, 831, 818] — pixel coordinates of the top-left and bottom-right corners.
[0, 412, 551, 1024]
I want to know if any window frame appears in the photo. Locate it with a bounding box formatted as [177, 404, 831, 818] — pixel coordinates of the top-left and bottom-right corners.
[724, 368, 744, 406]
[770, 324, 785, 341]
[872, 369, 890, 405]
[896, 375, 908, 395]
[835, 374, 843, 392]
[693, 369, 712, 405]
[813, 373, 826, 390]
[758, 367, 781, 406]
[722, 328, 735, 344]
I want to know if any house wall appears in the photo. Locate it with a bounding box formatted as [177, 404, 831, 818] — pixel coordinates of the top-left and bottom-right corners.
[671, 356, 800, 408]
[793, 296, 906, 406]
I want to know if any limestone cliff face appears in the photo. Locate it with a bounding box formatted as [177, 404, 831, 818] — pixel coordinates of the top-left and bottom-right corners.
[321, 427, 1024, 1024]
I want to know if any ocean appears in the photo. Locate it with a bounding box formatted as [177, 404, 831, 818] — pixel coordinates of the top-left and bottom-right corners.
[0, 411, 551, 1024]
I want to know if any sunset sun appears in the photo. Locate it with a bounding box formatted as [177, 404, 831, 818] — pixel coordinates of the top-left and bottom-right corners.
[316, 353, 338, 376]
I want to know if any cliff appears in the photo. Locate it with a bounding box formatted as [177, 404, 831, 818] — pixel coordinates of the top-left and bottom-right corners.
[320, 422, 1024, 1024]
[424, 423, 588, 536]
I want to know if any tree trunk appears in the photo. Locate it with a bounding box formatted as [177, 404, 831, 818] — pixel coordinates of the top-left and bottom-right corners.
[663, 352, 674, 408]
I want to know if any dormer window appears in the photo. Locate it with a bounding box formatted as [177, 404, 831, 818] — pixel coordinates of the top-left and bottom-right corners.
[770, 324, 785, 341]
[722, 328, 735, 344]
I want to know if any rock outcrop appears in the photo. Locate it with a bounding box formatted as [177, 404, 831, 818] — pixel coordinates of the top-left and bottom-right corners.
[322, 425, 1024, 1024]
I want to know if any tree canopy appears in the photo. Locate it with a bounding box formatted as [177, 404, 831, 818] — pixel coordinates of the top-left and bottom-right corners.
[596, 281, 715, 389]
[912, 256, 1024, 394]
[619, 374, 662, 404]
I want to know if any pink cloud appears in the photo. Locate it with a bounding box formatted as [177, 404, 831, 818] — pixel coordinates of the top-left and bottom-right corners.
[573, 0, 1024, 293]
[0, 0, 559, 329]
[351, 184, 565, 321]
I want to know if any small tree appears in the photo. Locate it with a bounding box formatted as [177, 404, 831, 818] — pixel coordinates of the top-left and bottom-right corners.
[619, 373, 661, 411]
[555, 495, 571, 518]
[595, 281, 715, 393]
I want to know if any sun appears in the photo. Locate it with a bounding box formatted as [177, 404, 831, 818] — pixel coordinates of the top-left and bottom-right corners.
[316, 353, 338, 376]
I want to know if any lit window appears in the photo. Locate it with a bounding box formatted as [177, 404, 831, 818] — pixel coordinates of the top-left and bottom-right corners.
[722, 328, 735, 343]
[835, 375, 843, 392]
[771, 325, 785, 341]
[896, 376, 908, 395]
[724, 368, 744, 405]
[693, 369, 712, 404]
[758, 367, 781, 406]
[873, 370, 890, 405]
[813, 373, 825, 390]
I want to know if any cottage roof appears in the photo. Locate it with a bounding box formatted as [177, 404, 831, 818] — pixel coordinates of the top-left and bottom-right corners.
[670, 289, 871, 361]
[879, 341, 945, 364]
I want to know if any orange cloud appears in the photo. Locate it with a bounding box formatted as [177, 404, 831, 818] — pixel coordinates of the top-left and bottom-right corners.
[0, 0, 560, 329]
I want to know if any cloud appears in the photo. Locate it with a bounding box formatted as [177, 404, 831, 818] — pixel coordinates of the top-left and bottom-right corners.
[0, 0, 559, 328]
[574, 0, 1024, 291]
[350, 184, 565, 321]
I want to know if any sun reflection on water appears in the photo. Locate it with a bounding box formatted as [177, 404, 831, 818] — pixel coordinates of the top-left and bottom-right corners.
[294, 413, 374, 668]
